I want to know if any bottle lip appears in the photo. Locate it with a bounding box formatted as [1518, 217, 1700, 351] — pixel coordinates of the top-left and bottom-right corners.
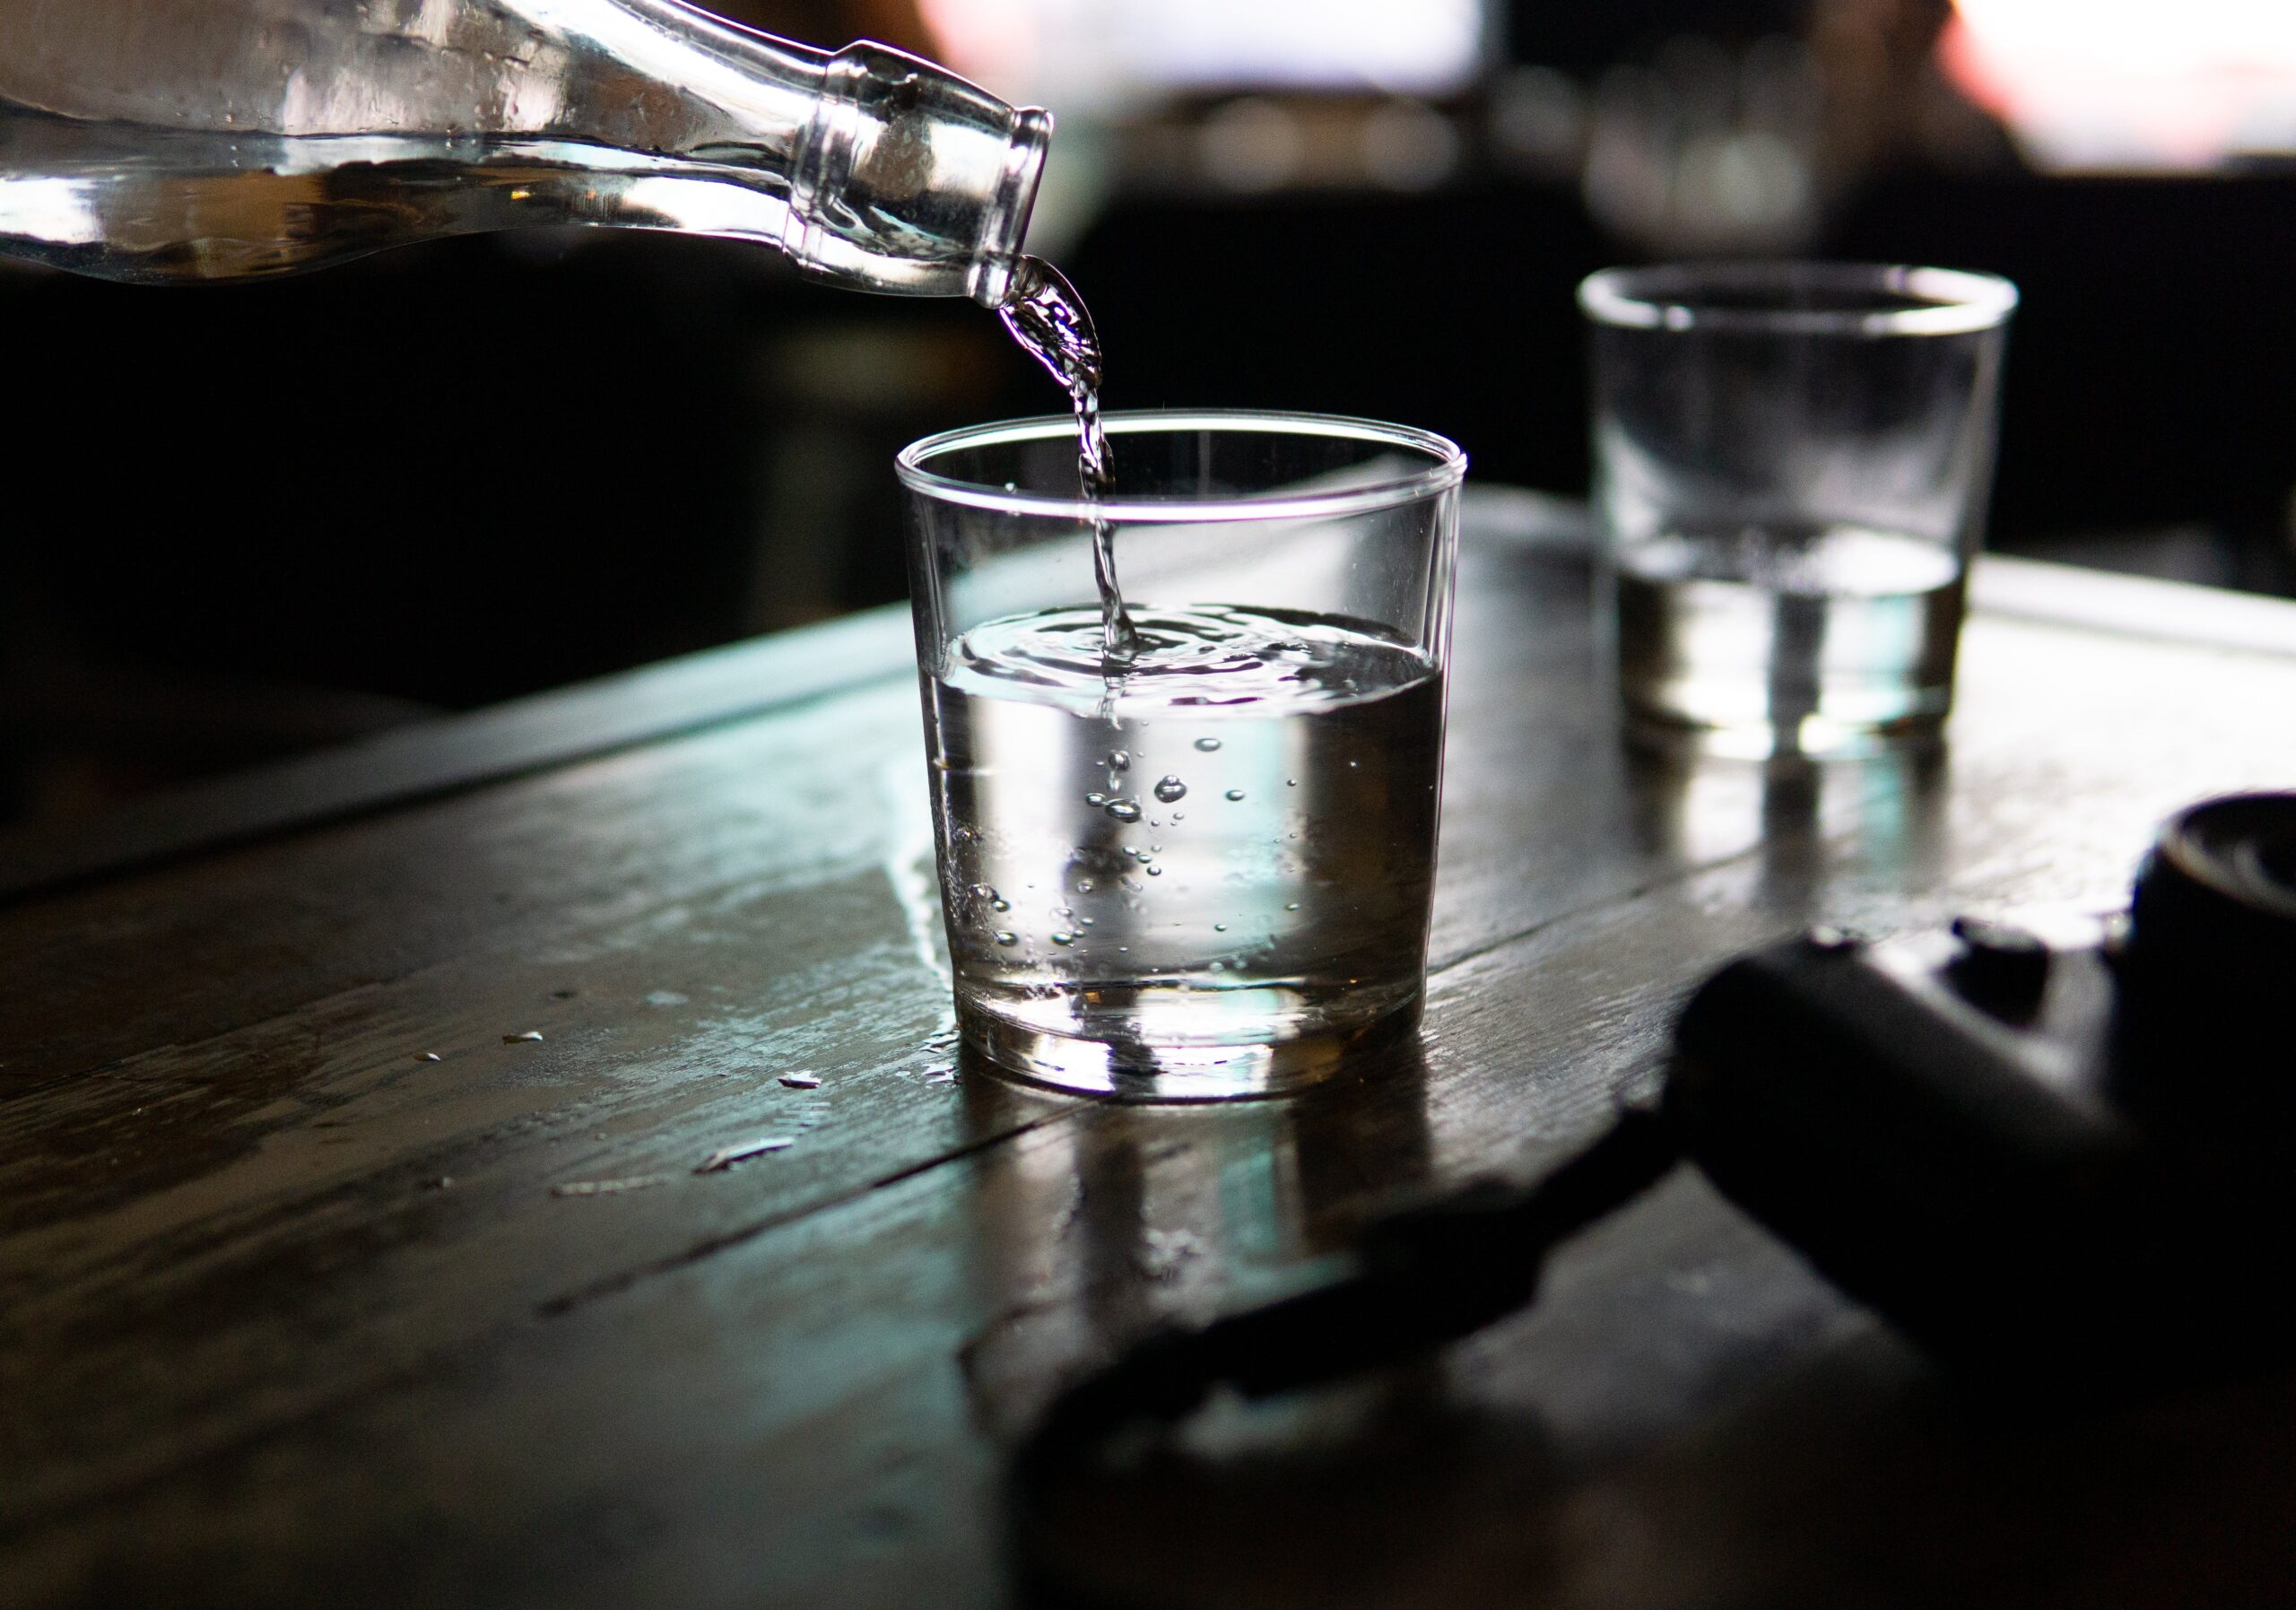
[968, 106, 1053, 308]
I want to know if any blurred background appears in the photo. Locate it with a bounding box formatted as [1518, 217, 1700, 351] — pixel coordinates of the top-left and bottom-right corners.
[4, 0, 2294, 826]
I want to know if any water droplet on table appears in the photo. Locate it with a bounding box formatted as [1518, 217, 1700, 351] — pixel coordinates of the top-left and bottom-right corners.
[696, 1136, 793, 1173]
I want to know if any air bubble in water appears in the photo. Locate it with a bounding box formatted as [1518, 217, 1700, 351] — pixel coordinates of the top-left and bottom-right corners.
[1154, 776, 1187, 803]
[1145, 865, 1163, 876]
[1106, 799, 1142, 822]
[1084, 791, 1109, 807]
[970, 883, 997, 902]
[1225, 789, 1246, 802]
[1109, 750, 1131, 770]
[1194, 736, 1222, 752]
[1051, 931, 1076, 945]
[992, 897, 1011, 912]
[1076, 879, 1094, 892]
[1213, 923, 1228, 932]
[1287, 779, 1298, 788]
[995, 931, 1020, 946]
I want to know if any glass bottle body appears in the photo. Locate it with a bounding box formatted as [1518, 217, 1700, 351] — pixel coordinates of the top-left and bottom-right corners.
[0, 0, 1047, 301]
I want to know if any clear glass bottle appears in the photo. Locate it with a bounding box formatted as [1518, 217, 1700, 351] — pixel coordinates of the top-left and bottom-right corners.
[0, 0, 1049, 303]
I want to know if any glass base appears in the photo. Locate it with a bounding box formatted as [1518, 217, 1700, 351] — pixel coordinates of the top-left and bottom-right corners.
[958, 994, 1422, 1102]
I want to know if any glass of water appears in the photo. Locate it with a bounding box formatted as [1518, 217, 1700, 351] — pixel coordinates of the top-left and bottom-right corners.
[1580, 262, 2017, 759]
[899, 411, 1465, 1100]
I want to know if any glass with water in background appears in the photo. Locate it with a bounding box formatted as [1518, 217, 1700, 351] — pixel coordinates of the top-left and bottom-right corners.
[1580, 263, 2017, 758]
[899, 413, 1465, 1101]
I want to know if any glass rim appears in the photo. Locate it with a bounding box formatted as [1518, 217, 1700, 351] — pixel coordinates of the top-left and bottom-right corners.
[1578, 261, 2018, 336]
[896, 408, 1468, 524]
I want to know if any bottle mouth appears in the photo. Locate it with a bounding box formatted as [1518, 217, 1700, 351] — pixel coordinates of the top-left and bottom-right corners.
[969, 105, 1053, 308]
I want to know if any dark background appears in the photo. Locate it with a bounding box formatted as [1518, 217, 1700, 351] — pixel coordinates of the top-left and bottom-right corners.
[4, 0, 2292, 823]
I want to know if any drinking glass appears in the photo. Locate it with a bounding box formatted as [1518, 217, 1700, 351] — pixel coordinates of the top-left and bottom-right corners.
[1580, 262, 2017, 759]
[898, 410, 1465, 1100]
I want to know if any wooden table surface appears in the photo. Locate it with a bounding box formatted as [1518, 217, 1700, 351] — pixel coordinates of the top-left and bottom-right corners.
[6, 493, 2296, 1610]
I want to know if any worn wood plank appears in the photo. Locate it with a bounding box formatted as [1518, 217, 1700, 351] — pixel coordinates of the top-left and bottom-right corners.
[0, 840, 1827, 1610]
[0, 608, 919, 905]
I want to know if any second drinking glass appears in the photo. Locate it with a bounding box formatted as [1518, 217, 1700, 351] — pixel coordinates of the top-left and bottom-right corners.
[1580, 262, 2017, 759]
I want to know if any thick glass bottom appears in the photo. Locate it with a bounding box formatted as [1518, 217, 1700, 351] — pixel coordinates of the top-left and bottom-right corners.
[958, 989, 1423, 1101]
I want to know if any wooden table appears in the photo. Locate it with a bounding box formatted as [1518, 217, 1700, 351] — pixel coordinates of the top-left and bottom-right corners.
[7, 493, 2296, 1609]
